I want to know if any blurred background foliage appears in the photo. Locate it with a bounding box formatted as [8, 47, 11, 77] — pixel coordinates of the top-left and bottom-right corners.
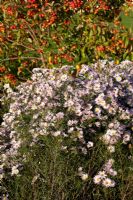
[0, 0, 133, 85]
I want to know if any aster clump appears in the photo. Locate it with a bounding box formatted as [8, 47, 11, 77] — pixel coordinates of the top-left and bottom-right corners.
[0, 60, 133, 196]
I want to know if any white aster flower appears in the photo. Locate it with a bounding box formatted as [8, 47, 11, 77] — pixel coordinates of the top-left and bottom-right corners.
[123, 134, 131, 144]
[60, 74, 68, 81]
[93, 83, 101, 92]
[81, 147, 87, 155]
[107, 145, 115, 153]
[108, 106, 116, 114]
[1, 154, 7, 161]
[61, 146, 67, 151]
[68, 127, 74, 133]
[67, 120, 77, 126]
[79, 65, 88, 74]
[102, 178, 115, 187]
[95, 93, 108, 108]
[31, 105, 37, 110]
[106, 129, 117, 136]
[77, 130, 83, 139]
[56, 112, 64, 119]
[95, 107, 101, 114]
[98, 171, 107, 179]
[81, 173, 88, 181]
[93, 175, 102, 185]
[4, 83, 10, 89]
[0, 174, 4, 180]
[67, 85, 73, 92]
[115, 75, 122, 82]
[11, 166, 19, 176]
[52, 131, 61, 137]
[101, 134, 111, 144]
[109, 137, 118, 145]
[87, 141, 94, 148]
[108, 123, 114, 128]
[78, 167, 83, 172]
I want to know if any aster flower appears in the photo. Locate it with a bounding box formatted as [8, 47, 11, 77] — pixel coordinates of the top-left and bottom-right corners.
[0, 60, 133, 194]
[107, 145, 115, 153]
[98, 171, 107, 179]
[102, 178, 115, 187]
[93, 175, 102, 185]
[87, 141, 94, 148]
[80, 173, 88, 181]
[11, 166, 19, 176]
[123, 133, 131, 144]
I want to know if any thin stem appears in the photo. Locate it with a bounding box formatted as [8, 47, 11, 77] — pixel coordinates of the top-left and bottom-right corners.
[0, 57, 42, 62]
[21, 19, 45, 66]
[5, 38, 35, 51]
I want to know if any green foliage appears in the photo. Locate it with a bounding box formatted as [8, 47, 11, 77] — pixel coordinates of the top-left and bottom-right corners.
[0, 0, 132, 84]
[3, 136, 133, 200]
[120, 10, 133, 30]
[1, 61, 133, 199]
